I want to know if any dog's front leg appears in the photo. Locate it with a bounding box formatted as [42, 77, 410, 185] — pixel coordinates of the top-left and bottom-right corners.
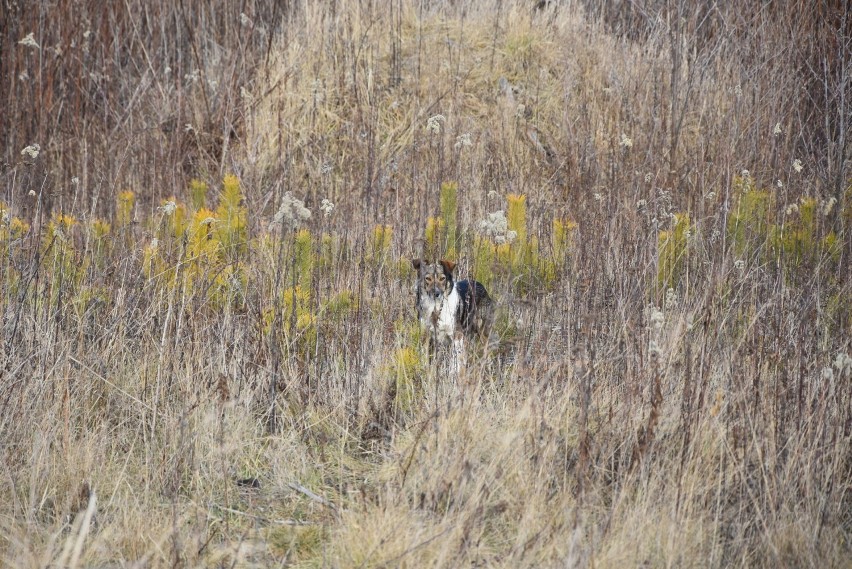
[452, 332, 466, 375]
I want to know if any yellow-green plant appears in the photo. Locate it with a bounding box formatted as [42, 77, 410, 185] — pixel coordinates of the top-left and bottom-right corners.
[771, 197, 838, 274]
[215, 174, 248, 257]
[473, 194, 558, 294]
[323, 289, 357, 320]
[181, 208, 221, 292]
[390, 345, 422, 414]
[116, 190, 135, 228]
[424, 216, 444, 259]
[553, 217, 578, 269]
[507, 194, 527, 245]
[0, 203, 29, 243]
[210, 263, 248, 310]
[440, 181, 458, 256]
[295, 229, 313, 287]
[90, 218, 111, 268]
[160, 197, 188, 239]
[43, 213, 83, 306]
[370, 224, 393, 264]
[142, 238, 159, 279]
[658, 213, 691, 290]
[472, 235, 496, 288]
[264, 285, 317, 355]
[189, 178, 209, 210]
[727, 174, 772, 256]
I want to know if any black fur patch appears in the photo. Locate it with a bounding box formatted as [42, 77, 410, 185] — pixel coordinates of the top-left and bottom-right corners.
[455, 279, 492, 332]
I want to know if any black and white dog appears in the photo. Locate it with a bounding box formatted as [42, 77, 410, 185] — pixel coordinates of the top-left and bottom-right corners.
[412, 259, 494, 371]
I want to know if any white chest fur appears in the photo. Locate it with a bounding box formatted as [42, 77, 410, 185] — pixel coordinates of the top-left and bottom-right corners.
[419, 285, 461, 344]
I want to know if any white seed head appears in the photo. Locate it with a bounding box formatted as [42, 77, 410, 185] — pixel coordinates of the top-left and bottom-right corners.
[793, 159, 803, 173]
[478, 210, 511, 244]
[454, 132, 472, 149]
[426, 114, 445, 134]
[320, 198, 335, 217]
[21, 143, 40, 159]
[269, 192, 311, 231]
[620, 134, 633, 148]
[833, 352, 852, 377]
[18, 32, 39, 49]
[650, 308, 665, 330]
[665, 288, 677, 311]
[773, 122, 782, 136]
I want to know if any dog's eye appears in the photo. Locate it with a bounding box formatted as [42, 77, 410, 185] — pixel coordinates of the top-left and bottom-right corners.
[424, 276, 432, 284]
[438, 275, 446, 282]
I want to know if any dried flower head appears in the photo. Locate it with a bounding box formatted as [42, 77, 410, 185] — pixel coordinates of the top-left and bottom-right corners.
[665, 288, 677, 311]
[18, 32, 39, 49]
[159, 201, 177, 216]
[426, 114, 445, 134]
[21, 143, 40, 160]
[620, 134, 633, 148]
[793, 159, 803, 173]
[454, 132, 472, 149]
[734, 259, 746, 271]
[833, 352, 852, 377]
[269, 192, 311, 231]
[823, 197, 836, 216]
[773, 122, 782, 136]
[478, 210, 516, 245]
[320, 198, 335, 217]
[650, 307, 665, 330]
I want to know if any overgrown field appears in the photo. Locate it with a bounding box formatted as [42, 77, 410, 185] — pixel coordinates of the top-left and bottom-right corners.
[1, 1, 851, 567]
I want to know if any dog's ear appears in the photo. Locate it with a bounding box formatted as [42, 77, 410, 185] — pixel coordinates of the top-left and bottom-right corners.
[438, 259, 457, 275]
[412, 258, 425, 272]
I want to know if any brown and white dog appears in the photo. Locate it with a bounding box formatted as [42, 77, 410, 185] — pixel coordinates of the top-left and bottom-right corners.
[412, 259, 494, 371]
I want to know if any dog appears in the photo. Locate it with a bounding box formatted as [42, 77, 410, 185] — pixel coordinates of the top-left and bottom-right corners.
[412, 259, 494, 371]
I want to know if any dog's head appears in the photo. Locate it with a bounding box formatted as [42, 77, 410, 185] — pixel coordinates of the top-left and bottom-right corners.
[412, 259, 456, 302]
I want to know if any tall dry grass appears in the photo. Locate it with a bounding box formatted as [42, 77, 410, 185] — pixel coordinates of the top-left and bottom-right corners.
[1, 1, 850, 567]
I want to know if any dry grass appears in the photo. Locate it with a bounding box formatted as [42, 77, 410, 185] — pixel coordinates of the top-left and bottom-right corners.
[1, 1, 851, 567]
